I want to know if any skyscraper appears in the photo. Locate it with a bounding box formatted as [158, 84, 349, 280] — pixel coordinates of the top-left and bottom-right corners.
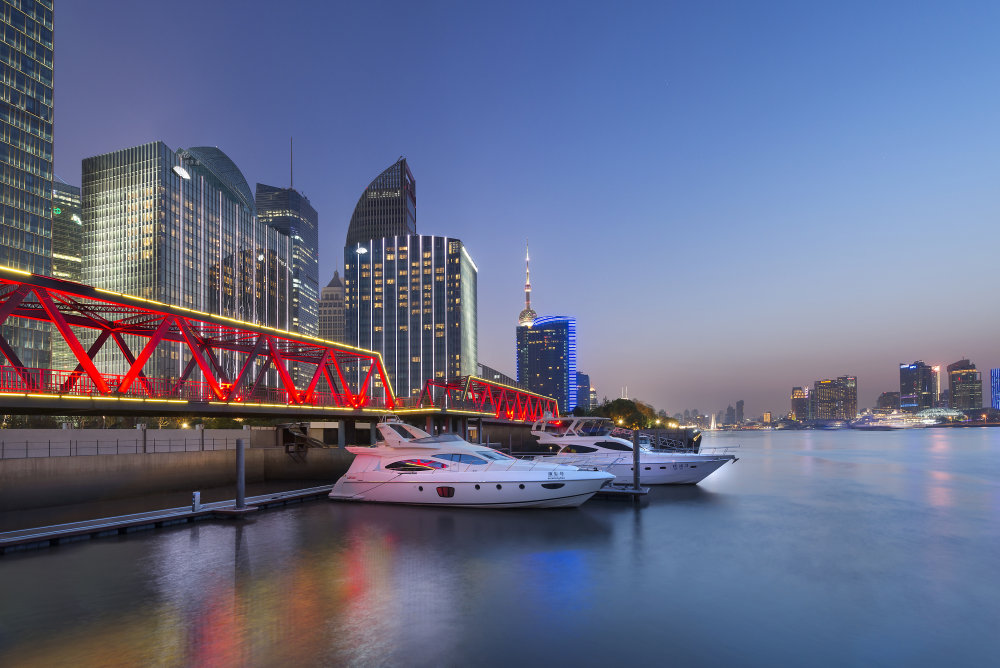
[991, 369, 1000, 411]
[319, 270, 345, 342]
[900, 361, 935, 413]
[51, 180, 81, 282]
[790, 386, 810, 421]
[517, 316, 577, 413]
[735, 400, 744, 425]
[576, 371, 591, 411]
[1, 0, 54, 369]
[83, 142, 292, 378]
[345, 234, 477, 399]
[947, 359, 982, 411]
[50, 180, 82, 372]
[256, 184, 319, 336]
[345, 157, 415, 247]
[811, 376, 857, 420]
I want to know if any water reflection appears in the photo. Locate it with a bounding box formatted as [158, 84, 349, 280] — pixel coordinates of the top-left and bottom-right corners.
[2, 430, 999, 666]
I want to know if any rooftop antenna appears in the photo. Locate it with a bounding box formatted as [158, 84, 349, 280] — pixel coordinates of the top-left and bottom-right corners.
[290, 136, 294, 189]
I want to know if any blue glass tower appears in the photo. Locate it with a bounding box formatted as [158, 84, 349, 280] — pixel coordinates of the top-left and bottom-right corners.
[991, 369, 1000, 410]
[516, 315, 577, 414]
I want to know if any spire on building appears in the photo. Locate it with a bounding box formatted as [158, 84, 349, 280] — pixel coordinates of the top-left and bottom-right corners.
[518, 240, 537, 326]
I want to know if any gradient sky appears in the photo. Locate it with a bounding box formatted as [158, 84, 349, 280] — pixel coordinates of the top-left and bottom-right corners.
[53, 1, 1000, 418]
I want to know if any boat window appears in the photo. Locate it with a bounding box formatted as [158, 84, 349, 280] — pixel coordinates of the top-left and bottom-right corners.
[385, 459, 448, 471]
[561, 445, 597, 454]
[541, 483, 564, 489]
[577, 420, 611, 436]
[595, 441, 632, 452]
[387, 424, 413, 438]
[433, 453, 487, 465]
[436, 486, 455, 498]
[476, 450, 514, 461]
[375, 428, 385, 442]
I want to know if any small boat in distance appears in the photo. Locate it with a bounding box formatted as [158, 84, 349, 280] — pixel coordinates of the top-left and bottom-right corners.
[528, 416, 737, 485]
[329, 418, 613, 508]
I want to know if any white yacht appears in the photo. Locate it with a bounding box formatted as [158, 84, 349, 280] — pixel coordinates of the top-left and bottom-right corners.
[329, 419, 614, 508]
[529, 416, 737, 485]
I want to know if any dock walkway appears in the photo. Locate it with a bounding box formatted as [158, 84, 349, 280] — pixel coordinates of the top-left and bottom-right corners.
[0, 485, 334, 555]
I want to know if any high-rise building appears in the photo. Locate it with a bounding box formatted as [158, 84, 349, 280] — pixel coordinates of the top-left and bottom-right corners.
[83, 142, 292, 379]
[50, 180, 82, 372]
[517, 316, 577, 413]
[345, 234, 478, 399]
[991, 369, 1000, 411]
[876, 391, 900, 410]
[589, 386, 598, 410]
[345, 157, 415, 248]
[724, 405, 735, 426]
[790, 386, 810, 421]
[576, 372, 591, 411]
[812, 376, 858, 420]
[1, 0, 54, 369]
[900, 361, 935, 413]
[735, 399, 744, 425]
[318, 270, 345, 342]
[513, 246, 576, 413]
[51, 180, 81, 282]
[947, 359, 982, 411]
[256, 184, 318, 336]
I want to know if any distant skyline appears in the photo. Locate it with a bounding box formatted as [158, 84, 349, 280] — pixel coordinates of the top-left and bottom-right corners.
[53, 1, 1000, 417]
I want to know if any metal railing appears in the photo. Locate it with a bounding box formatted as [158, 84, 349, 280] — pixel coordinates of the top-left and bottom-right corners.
[0, 437, 240, 459]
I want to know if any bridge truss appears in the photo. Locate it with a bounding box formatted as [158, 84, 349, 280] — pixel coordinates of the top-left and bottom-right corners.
[0, 268, 396, 416]
[415, 376, 559, 422]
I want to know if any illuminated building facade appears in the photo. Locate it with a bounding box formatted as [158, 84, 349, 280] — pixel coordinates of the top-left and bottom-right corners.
[255, 184, 318, 336]
[812, 376, 857, 420]
[900, 361, 935, 413]
[991, 369, 1000, 411]
[319, 270, 345, 342]
[51, 179, 81, 281]
[517, 316, 577, 414]
[790, 386, 810, 420]
[1, 0, 53, 369]
[576, 372, 591, 411]
[82, 142, 292, 378]
[345, 234, 478, 399]
[50, 180, 82, 372]
[345, 157, 415, 247]
[947, 359, 982, 410]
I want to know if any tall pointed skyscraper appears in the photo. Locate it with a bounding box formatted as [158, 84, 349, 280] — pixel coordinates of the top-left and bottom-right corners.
[518, 241, 537, 326]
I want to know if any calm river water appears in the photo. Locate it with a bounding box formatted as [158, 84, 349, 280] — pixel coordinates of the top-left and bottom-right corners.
[1, 428, 999, 667]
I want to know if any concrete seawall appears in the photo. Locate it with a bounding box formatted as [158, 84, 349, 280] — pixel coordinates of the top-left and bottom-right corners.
[0, 447, 355, 511]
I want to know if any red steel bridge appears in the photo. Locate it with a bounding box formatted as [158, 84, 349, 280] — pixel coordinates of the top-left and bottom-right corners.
[0, 268, 557, 421]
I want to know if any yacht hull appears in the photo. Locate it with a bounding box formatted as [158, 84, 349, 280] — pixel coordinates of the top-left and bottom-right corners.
[329, 475, 608, 508]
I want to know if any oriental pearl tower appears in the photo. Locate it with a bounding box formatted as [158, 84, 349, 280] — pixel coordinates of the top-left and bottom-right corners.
[518, 241, 537, 326]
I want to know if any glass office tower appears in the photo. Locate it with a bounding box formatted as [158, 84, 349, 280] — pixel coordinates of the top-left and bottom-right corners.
[83, 142, 292, 380]
[255, 184, 319, 336]
[50, 180, 82, 372]
[345, 158, 415, 247]
[0, 0, 54, 369]
[516, 315, 577, 413]
[899, 361, 935, 413]
[345, 235, 477, 399]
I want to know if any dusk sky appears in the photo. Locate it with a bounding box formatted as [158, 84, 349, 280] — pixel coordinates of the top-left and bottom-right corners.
[54, 1, 1000, 418]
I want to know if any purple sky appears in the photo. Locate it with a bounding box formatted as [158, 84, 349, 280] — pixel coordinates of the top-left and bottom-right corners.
[54, 1, 1000, 418]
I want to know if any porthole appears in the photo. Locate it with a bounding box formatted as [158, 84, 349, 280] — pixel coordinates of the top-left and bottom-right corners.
[418, 486, 423, 491]
[644, 467, 651, 470]
[475, 484, 480, 490]
[519, 484, 525, 489]
[659, 466, 666, 469]
[496, 484, 502, 490]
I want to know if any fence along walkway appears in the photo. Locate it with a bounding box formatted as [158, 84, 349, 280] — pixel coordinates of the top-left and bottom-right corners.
[0, 437, 239, 459]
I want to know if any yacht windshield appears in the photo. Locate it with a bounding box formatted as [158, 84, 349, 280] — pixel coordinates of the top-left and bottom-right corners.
[575, 419, 612, 436]
[476, 450, 514, 461]
[412, 434, 465, 444]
